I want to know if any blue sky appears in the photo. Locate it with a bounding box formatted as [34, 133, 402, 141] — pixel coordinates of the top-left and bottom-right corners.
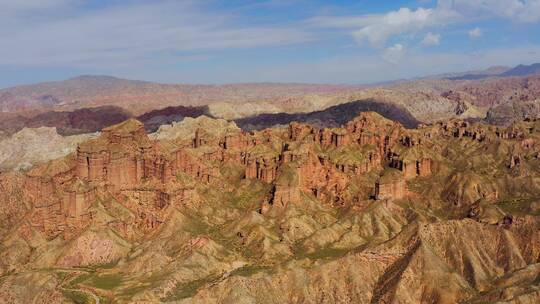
[1, 0, 540, 88]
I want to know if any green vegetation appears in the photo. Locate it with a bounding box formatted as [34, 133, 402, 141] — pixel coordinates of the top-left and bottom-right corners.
[87, 273, 123, 290]
[65, 273, 92, 289]
[248, 143, 280, 158]
[229, 265, 271, 277]
[325, 144, 375, 165]
[5, 106, 540, 304]
[275, 162, 299, 186]
[163, 275, 221, 301]
[497, 197, 540, 216]
[296, 246, 350, 261]
[219, 162, 245, 185]
[176, 170, 196, 185]
[231, 181, 270, 210]
[62, 290, 92, 304]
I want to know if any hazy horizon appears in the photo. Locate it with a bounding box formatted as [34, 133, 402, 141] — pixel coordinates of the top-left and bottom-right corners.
[0, 64, 504, 90]
[2, 0, 540, 88]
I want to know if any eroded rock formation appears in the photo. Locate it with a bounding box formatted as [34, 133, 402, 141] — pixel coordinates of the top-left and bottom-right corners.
[0, 113, 539, 303]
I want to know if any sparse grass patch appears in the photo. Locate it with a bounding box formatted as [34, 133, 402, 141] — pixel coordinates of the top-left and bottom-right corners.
[497, 197, 540, 216]
[229, 265, 271, 277]
[62, 289, 92, 304]
[296, 246, 350, 261]
[87, 273, 122, 290]
[117, 283, 152, 300]
[163, 275, 221, 301]
[231, 181, 270, 210]
[65, 273, 92, 289]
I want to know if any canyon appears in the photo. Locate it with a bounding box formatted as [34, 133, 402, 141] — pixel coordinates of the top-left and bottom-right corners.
[0, 111, 538, 303]
[3, 0, 540, 301]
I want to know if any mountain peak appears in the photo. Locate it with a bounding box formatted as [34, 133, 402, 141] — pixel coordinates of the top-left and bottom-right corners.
[69, 75, 120, 81]
[500, 62, 540, 77]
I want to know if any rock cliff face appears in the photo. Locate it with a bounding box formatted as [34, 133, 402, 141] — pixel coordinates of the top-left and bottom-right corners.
[0, 112, 539, 303]
[375, 170, 407, 201]
[75, 119, 155, 188]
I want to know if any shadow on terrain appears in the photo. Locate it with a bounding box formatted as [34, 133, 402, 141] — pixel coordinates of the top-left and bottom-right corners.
[0, 105, 211, 136]
[137, 105, 209, 132]
[234, 99, 421, 131]
[1, 100, 420, 137]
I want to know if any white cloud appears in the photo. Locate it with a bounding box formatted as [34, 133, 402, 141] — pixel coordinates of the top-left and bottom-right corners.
[422, 32, 441, 46]
[309, 6, 456, 49]
[307, 15, 380, 28]
[517, 0, 540, 22]
[381, 44, 406, 64]
[468, 27, 483, 38]
[437, 0, 524, 18]
[0, 1, 313, 68]
[310, 0, 540, 50]
[1, 0, 540, 84]
[437, 0, 540, 22]
[351, 8, 434, 47]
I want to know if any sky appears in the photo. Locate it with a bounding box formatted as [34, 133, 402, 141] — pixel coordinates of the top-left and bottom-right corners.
[1, 0, 540, 88]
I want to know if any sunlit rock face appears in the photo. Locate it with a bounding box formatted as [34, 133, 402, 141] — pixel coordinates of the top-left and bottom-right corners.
[0, 112, 539, 303]
[75, 119, 154, 188]
[0, 127, 97, 171]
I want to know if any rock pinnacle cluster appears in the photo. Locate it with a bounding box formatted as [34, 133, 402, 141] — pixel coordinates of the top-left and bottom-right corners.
[0, 113, 538, 303]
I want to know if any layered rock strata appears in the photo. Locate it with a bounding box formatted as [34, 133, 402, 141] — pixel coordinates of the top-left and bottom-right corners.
[2, 112, 539, 303]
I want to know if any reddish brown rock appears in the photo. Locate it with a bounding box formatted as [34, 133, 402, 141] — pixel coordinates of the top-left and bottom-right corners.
[222, 131, 252, 151]
[245, 156, 279, 183]
[17, 112, 535, 242]
[269, 185, 300, 210]
[3, 111, 540, 304]
[288, 122, 313, 141]
[389, 156, 434, 179]
[175, 150, 220, 183]
[62, 179, 95, 219]
[375, 170, 407, 201]
[76, 119, 154, 189]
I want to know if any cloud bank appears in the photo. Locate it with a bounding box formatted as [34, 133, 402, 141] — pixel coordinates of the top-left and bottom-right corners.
[0, 0, 313, 68]
[0, 0, 539, 86]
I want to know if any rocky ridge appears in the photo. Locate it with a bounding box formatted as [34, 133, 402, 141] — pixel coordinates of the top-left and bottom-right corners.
[0, 76, 353, 115]
[0, 113, 538, 303]
[0, 127, 97, 171]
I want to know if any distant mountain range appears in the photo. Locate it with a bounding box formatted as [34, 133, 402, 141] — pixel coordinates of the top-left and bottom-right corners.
[0, 75, 355, 115]
[448, 63, 540, 80]
[1, 62, 540, 134]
